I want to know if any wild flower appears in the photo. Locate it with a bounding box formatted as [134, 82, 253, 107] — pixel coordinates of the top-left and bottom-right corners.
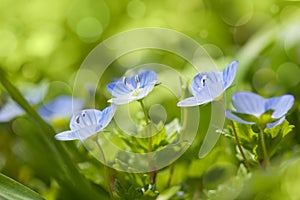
[177, 61, 238, 107]
[54, 105, 116, 141]
[107, 70, 158, 105]
[225, 91, 294, 128]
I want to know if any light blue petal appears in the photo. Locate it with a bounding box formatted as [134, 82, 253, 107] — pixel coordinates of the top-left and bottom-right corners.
[222, 60, 238, 89]
[191, 71, 223, 100]
[137, 70, 158, 88]
[225, 110, 256, 125]
[107, 70, 158, 103]
[69, 109, 102, 130]
[232, 91, 266, 117]
[107, 81, 132, 97]
[265, 94, 294, 119]
[54, 130, 79, 141]
[55, 126, 100, 141]
[38, 96, 84, 121]
[109, 95, 136, 105]
[98, 105, 116, 130]
[0, 102, 25, 122]
[136, 84, 156, 100]
[177, 96, 211, 107]
[266, 116, 285, 129]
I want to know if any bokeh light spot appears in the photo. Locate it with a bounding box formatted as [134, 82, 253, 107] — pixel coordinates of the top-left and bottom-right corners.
[277, 62, 300, 87]
[25, 30, 59, 57]
[127, 0, 146, 19]
[252, 68, 277, 94]
[76, 17, 103, 43]
[67, 0, 110, 43]
[218, 0, 253, 26]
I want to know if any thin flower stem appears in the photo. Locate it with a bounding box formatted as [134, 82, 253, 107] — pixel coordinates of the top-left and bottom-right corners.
[95, 137, 113, 198]
[231, 121, 251, 172]
[139, 99, 150, 125]
[259, 126, 269, 168]
[167, 163, 175, 187]
[138, 99, 157, 185]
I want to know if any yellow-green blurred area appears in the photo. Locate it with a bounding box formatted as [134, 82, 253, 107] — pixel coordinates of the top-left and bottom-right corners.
[1, 0, 300, 199]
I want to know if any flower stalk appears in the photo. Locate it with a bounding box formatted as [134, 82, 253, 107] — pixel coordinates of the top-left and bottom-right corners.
[259, 126, 269, 168]
[231, 121, 251, 172]
[138, 99, 156, 185]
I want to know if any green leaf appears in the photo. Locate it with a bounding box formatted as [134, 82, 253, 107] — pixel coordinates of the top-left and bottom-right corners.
[0, 173, 44, 200]
[229, 122, 258, 152]
[264, 120, 294, 158]
[265, 120, 294, 139]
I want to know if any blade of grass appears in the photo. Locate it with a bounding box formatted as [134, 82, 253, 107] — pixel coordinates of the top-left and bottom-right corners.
[0, 173, 44, 200]
[0, 68, 108, 199]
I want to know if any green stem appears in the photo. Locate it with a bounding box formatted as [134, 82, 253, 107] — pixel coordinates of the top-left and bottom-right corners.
[167, 163, 175, 187]
[139, 99, 150, 125]
[138, 99, 156, 184]
[259, 126, 269, 168]
[231, 121, 251, 172]
[95, 138, 113, 198]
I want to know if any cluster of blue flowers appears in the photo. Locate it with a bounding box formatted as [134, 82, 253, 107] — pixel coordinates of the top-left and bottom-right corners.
[0, 60, 294, 142]
[55, 70, 159, 140]
[53, 60, 294, 142]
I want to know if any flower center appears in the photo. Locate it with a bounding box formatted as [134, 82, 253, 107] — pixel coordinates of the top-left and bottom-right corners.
[132, 88, 143, 96]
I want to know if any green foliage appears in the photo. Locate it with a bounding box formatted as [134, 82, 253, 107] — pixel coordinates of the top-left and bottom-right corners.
[113, 175, 159, 200]
[1, 0, 300, 199]
[228, 120, 294, 167]
[0, 173, 44, 200]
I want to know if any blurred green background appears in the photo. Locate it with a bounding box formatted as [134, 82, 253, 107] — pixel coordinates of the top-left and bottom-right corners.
[1, 0, 300, 199]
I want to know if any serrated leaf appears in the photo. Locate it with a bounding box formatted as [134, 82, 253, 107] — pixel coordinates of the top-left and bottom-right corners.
[265, 120, 294, 139]
[230, 122, 258, 152]
[0, 173, 44, 200]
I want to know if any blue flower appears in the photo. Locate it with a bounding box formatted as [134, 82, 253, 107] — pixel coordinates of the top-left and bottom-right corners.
[107, 70, 158, 105]
[177, 61, 238, 107]
[0, 82, 48, 122]
[54, 105, 116, 141]
[225, 91, 294, 128]
[38, 95, 84, 122]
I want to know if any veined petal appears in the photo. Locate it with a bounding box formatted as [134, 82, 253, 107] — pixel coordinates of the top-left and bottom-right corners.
[107, 70, 158, 104]
[69, 109, 102, 130]
[177, 96, 211, 107]
[232, 91, 266, 116]
[266, 116, 285, 129]
[107, 81, 132, 97]
[138, 70, 158, 88]
[55, 125, 100, 141]
[98, 105, 116, 130]
[222, 60, 238, 89]
[54, 130, 79, 141]
[225, 110, 256, 125]
[191, 71, 223, 100]
[265, 94, 294, 119]
[177, 97, 199, 107]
